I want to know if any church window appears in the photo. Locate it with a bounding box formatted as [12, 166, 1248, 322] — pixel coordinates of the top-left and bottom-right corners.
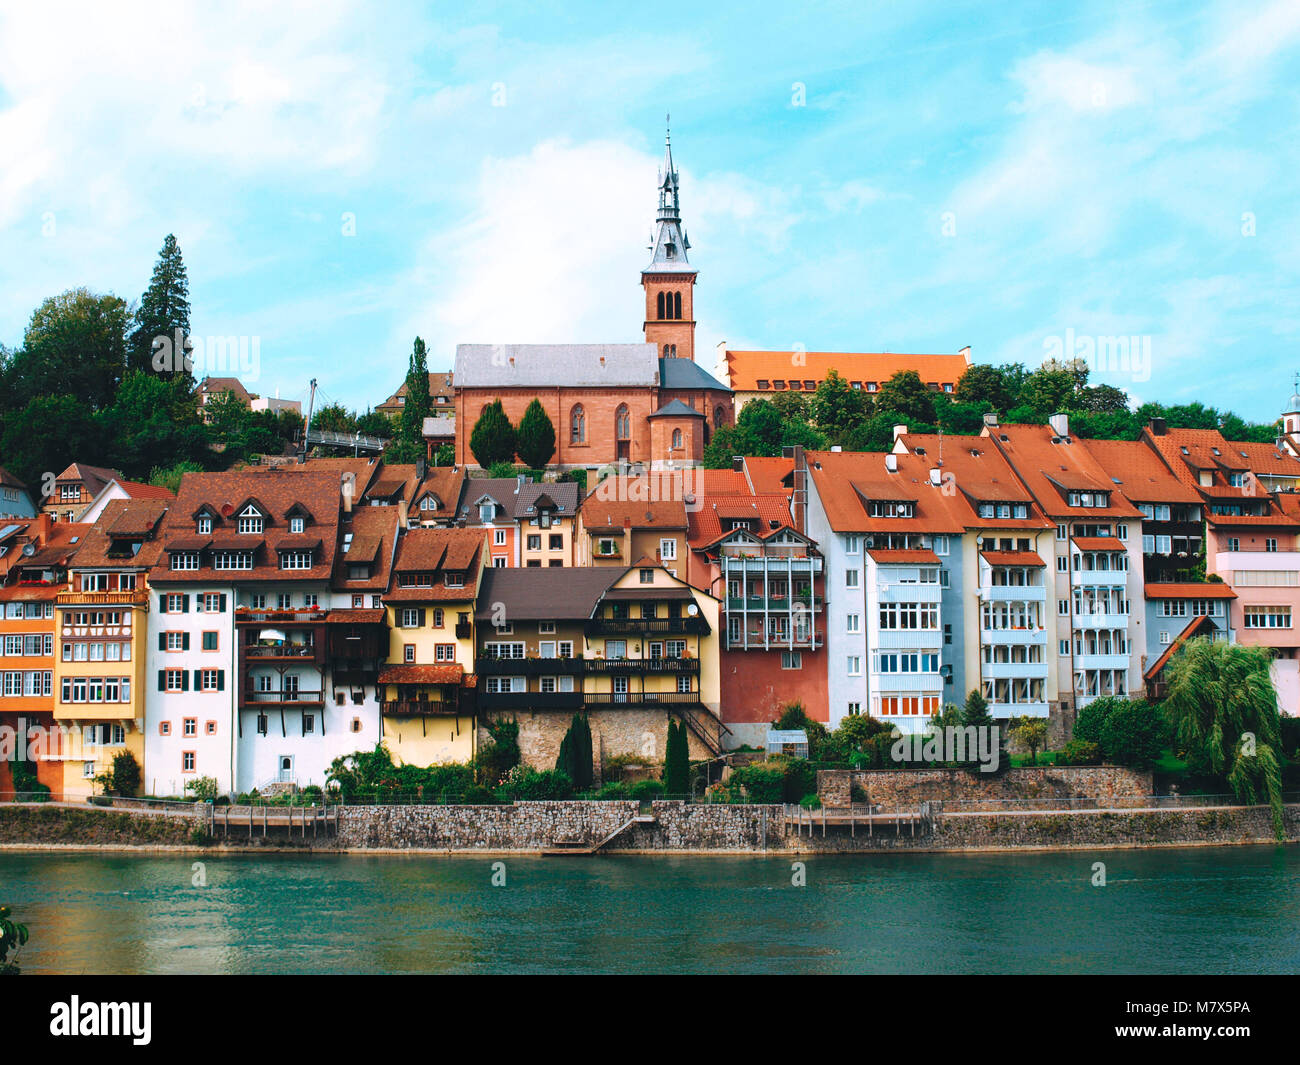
[672, 429, 683, 450]
[656, 292, 665, 320]
[673, 292, 682, 319]
[615, 405, 630, 440]
[570, 405, 586, 444]
[714, 405, 725, 427]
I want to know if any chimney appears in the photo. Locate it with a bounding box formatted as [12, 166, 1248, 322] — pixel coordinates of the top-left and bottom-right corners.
[731, 455, 744, 472]
[397, 499, 409, 529]
[416, 456, 427, 480]
[929, 468, 942, 486]
[342, 478, 353, 514]
[1048, 412, 1069, 438]
[1149, 416, 1167, 436]
[959, 345, 972, 362]
[885, 454, 898, 473]
[982, 412, 999, 428]
[791, 444, 807, 534]
[893, 424, 907, 442]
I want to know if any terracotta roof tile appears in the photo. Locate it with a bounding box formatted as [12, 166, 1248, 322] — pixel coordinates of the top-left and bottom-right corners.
[724, 350, 970, 392]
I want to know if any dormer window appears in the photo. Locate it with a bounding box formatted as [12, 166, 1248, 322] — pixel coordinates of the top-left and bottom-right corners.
[290, 517, 305, 534]
[867, 500, 914, 519]
[197, 516, 212, 535]
[479, 503, 495, 522]
[280, 550, 313, 570]
[420, 495, 440, 512]
[238, 505, 263, 534]
[445, 572, 465, 588]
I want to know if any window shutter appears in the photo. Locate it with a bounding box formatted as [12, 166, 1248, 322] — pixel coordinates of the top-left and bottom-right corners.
[158, 633, 166, 652]
[193, 669, 201, 689]
[181, 670, 189, 692]
[182, 632, 190, 651]
[182, 595, 190, 613]
[159, 594, 168, 613]
[418, 608, 426, 627]
[157, 670, 165, 691]
[219, 594, 227, 612]
[217, 670, 225, 691]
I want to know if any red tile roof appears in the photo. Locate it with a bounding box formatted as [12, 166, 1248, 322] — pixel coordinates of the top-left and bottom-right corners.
[867, 548, 941, 564]
[723, 350, 970, 392]
[984, 424, 1142, 520]
[1082, 439, 1202, 505]
[743, 456, 795, 495]
[1071, 536, 1126, 551]
[582, 475, 689, 530]
[1144, 583, 1237, 599]
[806, 450, 968, 534]
[980, 550, 1046, 567]
[116, 480, 176, 500]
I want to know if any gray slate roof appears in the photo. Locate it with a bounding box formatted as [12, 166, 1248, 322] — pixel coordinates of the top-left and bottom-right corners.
[658, 356, 730, 392]
[649, 399, 705, 418]
[455, 343, 658, 388]
[475, 567, 620, 621]
[512, 482, 579, 519]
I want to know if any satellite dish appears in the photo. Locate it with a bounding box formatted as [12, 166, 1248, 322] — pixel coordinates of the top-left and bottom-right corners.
[686, 603, 699, 616]
[22, 543, 35, 556]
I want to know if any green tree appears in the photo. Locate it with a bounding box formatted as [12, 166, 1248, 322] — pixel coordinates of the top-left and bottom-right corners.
[399, 337, 431, 450]
[204, 388, 251, 439]
[96, 750, 142, 797]
[663, 718, 691, 797]
[961, 689, 993, 728]
[1, 394, 96, 491]
[1163, 637, 1285, 838]
[433, 443, 455, 467]
[469, 399, 517, 468]
[355, 409, 393, 438]
[875, 370, 936, 424]
[955, 363, 1021, 412]
[811, 369, 869, 442]
[516, 398, 557, 468]
[555, 713, 594, 790]
[10, 288, 130, 413]
[129, 234, 193, 386]
[1097, 699, 1164, 769]
[767, 390, 811, 421]
[310, 403, 357, 434]
[1009, 717, 1048, 765]
[149, 461, 205, 494]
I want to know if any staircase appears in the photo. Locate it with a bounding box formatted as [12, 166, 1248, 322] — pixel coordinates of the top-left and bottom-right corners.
[542, 808, 657, 857]
[673, 704, 731, 757]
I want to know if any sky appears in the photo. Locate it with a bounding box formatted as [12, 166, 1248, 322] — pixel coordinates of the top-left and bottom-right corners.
[1, 0, 1298, 421]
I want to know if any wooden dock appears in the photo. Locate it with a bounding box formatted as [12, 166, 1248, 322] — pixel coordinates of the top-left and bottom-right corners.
[210, 804, 339, 839]
[783, 802, 934, 838]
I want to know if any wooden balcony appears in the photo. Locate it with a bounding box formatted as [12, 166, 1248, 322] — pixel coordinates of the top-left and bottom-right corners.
[584, 657, 700, 674]
[380, 698, 463, 716]
[56, 589, 149, 607]
[586, 617, 709, 636]
[241, 689, 325, 707]
[583, 692, 704, 708]
[477, 657, 585, 675]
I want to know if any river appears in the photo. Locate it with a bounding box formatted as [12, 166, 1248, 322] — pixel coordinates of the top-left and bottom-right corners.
[3, 845, 1297, 973]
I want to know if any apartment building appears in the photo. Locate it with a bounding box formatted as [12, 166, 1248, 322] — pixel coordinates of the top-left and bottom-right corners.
[145, 469, 342, 797]
[379, 526, 487, 766]
[576, 473, 692, 572]
[1143, 423, 1300, 713]
[686, 465, 826, 745]
[53, 499, 167, 799]
[896, 431, 1058, 723]
[42, 463, 122, 523]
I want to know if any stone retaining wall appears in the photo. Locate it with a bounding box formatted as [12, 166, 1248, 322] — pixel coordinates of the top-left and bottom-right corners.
[817, 766, 1151, 809]
[0, 804, 199, 845]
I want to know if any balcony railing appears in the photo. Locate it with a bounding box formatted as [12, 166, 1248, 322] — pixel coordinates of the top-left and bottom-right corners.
[586, 617, 708, 635]
[584, 692, 704, 708]
[242, 689, 325, 706]
[725, 596, 823, 611]
[455, 621, 473, 639]
[244, 643, 317, 659]
[380, 698, 461, 716]
[585, 657, 700, 674]
[236, 609, 329, 624]
[477, 691, 583, 711]
[56, 590, 149, 606]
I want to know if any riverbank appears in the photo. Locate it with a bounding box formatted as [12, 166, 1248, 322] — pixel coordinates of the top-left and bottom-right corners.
[2, 799, 1296, 855]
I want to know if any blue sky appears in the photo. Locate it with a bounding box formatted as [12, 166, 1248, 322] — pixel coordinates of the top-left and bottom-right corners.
[2, 0, 1298, 420]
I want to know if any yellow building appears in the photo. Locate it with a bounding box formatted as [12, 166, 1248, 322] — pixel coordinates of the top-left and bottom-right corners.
[52, 500, 168, 799]
[378, 526, 487, 767]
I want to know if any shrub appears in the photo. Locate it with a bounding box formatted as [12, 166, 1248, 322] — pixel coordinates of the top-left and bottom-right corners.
[722, 764, 784, 803]
[663, 718, 690, 796]
[185, 776, 219, 802]
[799, 793, 822, 810]
[629, 779, 665, 800]
[461, 784, 496, 805]
[1073, 695, 1127, 745]
[1280, 715, 1300, 758]
[299, 785, 324, 805]
[496, 766, 573, 801]
[597, 781, 631, 800]
[777, 758, 817, 803]
[1098, 699, 1165, 769]
[477, 717, 521, 784]
[1059, 739, 1103, 766]
[555, 713, 594, 790]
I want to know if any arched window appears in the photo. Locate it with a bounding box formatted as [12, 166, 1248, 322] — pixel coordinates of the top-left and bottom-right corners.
[663, 343, 675, 357]
[570, 405, 585, 444]
[673, 292, 682, 320]
[671, 428, 683, 450]
[615, 404, 630, 440]
[656, 292, 665, 320]
[714, 405, 726, 427]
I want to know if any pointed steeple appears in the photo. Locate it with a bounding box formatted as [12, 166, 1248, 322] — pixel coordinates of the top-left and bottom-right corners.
[645, 116, 693, 274]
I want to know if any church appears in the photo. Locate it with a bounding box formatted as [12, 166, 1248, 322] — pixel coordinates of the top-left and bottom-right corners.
[453, 128, 734, 472]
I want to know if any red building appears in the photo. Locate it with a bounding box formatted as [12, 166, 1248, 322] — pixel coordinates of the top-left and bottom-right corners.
[452, 128, 732, 472]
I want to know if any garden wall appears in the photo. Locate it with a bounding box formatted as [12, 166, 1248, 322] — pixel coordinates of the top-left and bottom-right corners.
[816, 766, 1151, 809]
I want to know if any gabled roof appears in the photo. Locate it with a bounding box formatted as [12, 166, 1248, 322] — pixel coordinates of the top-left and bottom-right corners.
[806, 450, 967, 534]
[412, 466, 466, 520]
[582, 475, 688, 531]
[198, 377, 253, 403]
[115, 479, 175, 501]
[1144, 582, 1237, 599]
[475, 567, 619, 621]
[743, 456, 794, 495]
[386, 527, 486, 601]
[54, 463, 121, 496]
[512, 481, 579, 520]
[68, 499, 169, 570]
[455, 343, 658, 389]
[1145, 615, 1219, 680]
[333, 505, 399, 591]
[898, 433, 1051, 529]
[688, 494, 796, 551]
[983, 424, 1142, 520]
[1082, 438, 1202, 505]
[648, 398, 706, 418]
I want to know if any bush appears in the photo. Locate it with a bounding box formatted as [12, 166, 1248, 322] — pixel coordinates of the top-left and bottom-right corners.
[496, 766, 573, 801]
[777, 758, 817, 803]
[461, 784, 496, 805]
[629, 779, 665, 800]
[597, 781, 631, 800]
[721, 764, 784, 803]
[1281, 716, 1300, 758]
[1059, 739, 1103, 766]
[185, 776, 219, 802]
[1073, 695, 1127, 745]
[1098, 699, 1165, 769]
[299, 785, 324, 805]
[799, 793, 822, 810]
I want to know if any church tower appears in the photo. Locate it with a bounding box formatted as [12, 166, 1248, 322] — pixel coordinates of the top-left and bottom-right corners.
[642, 120, 697, 361]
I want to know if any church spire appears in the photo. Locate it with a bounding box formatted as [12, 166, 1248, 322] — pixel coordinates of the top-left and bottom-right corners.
[646, 116, 693, 273]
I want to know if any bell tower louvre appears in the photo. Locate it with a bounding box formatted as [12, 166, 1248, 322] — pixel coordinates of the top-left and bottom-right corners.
[642, 118, 697, 362]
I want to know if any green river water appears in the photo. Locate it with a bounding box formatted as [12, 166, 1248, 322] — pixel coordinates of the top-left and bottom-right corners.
[2, 845, 1297, 974]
